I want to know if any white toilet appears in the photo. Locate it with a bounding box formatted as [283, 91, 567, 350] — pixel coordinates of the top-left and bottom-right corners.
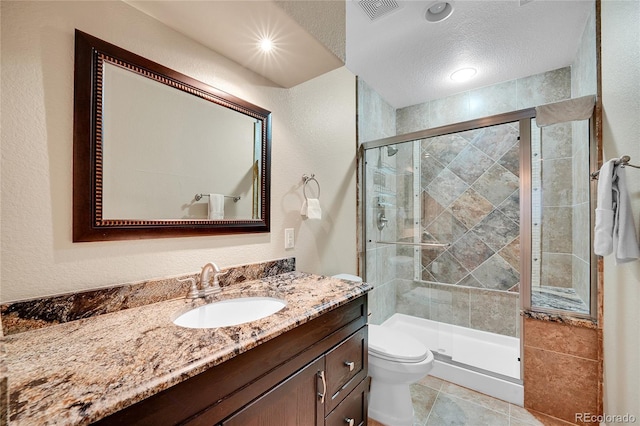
[332, 274, 434, 426]
[368, 324, 434, 426]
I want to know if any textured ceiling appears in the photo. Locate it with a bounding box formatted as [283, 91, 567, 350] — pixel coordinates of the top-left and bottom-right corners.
[346, 0, 594, 108]
[125, 0, 344, 88]
[126, 1, 593, 109]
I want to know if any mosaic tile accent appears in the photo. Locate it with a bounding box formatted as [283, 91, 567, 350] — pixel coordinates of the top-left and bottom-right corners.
[0, 337, 6, 426]
[0, 258, 295, 336]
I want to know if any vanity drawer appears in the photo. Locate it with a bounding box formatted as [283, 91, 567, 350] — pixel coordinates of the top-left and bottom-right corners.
[325, 326, 367, 413]
[325, 377, 368, 426]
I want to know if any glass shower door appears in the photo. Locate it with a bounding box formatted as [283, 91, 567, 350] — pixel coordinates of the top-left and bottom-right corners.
[363, 116, 526, 382]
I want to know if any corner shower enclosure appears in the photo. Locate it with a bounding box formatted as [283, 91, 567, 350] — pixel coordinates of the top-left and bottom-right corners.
[361, 108, 596, 404]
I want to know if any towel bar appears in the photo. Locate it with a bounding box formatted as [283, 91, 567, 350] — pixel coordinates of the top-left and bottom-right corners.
[376, 240, 450, 248]
[194, 194, 241, 202]
[590, 155, 639, 180]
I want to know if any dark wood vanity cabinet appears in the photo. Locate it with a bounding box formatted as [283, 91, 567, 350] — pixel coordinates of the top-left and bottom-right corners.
[221, 357, 325, 425]
[94, 295, 368, 426]
[221, 326, 368, 426]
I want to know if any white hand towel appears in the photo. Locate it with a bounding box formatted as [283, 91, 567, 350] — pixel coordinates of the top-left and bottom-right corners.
[301, 198, 322, 219]
[594, 160, 616, 256]
[208, 194, 224, 220]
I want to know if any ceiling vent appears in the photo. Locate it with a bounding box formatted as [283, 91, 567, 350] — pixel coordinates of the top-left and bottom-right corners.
[358, 0, 401, 21]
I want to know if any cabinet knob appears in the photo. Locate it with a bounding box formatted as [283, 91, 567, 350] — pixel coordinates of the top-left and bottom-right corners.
[345, 418, 355, 426]
[344, 361, 355, 371]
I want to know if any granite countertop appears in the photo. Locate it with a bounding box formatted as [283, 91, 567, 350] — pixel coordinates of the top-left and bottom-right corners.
[5, 272, 372, 425]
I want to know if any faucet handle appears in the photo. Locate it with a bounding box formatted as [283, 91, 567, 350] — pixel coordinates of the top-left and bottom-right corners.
[178, 277, 199, 299]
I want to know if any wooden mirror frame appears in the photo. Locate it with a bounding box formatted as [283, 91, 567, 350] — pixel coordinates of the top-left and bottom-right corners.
[73, 30, 271, 242]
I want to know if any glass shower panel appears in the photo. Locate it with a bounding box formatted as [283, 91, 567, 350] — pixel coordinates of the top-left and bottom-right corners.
[413, 123, 522, 337]
[365, 121, 522, 338]
[364, 141, 418, 325]
[530, 118, 592, 315]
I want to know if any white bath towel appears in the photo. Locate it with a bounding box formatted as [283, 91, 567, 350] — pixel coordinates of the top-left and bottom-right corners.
[301, 198, 322, 220]
[208, 194, 224, 220]
[594, 159, 640, 263]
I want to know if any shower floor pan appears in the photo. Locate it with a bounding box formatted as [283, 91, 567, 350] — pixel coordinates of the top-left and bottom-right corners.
[381, 313, 524, 406]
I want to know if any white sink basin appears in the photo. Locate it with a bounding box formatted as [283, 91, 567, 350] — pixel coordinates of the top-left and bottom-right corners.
[173, 296, 287, 329]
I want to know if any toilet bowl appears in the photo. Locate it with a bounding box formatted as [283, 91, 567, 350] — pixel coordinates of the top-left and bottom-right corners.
[331, 274, 434, 425]
[368, 324, 434, 426]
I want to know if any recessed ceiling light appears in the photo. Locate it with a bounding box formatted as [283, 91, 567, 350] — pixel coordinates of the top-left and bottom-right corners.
[450, 67, 477, 82]
[259, 38, 274, 52]
[425, 1, 454, 23]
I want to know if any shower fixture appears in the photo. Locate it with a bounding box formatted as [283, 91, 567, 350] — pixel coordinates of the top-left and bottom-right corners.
[387, 145, 398, 156]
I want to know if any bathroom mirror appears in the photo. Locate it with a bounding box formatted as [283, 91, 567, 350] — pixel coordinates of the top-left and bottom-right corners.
[73, 30, 271, 241]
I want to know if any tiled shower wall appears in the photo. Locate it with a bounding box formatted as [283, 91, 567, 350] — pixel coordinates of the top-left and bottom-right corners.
[395, 123, 522, 337]
[361, 68, 574, 334]
[358, 78, 398, 325]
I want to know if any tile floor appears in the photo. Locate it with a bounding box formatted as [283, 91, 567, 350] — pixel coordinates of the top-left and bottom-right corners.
[369, 376, 549, 426]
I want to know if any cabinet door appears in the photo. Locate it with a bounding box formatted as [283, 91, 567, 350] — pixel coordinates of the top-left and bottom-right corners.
[221, 357, 324, 426]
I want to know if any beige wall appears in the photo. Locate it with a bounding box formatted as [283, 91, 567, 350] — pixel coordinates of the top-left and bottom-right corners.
[601, 0, 640, 419]
[0, 1, 357, 302]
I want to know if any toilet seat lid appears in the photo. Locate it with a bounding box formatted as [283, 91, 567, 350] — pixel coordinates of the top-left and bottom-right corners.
[368, 324, 429, 363]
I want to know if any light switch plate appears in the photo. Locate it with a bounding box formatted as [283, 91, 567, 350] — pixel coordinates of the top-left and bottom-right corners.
[285, 228, 295, 249]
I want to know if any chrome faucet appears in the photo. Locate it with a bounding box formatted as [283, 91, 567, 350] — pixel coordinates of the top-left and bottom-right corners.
[179, 262, 228, 299]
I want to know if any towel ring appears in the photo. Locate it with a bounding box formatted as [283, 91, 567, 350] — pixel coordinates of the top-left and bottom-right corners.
[302, 174, 320, 200]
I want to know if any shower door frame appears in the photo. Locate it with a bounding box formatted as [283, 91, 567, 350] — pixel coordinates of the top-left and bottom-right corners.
[360, 107, 536, 331]
[361, 106, 599, 321]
